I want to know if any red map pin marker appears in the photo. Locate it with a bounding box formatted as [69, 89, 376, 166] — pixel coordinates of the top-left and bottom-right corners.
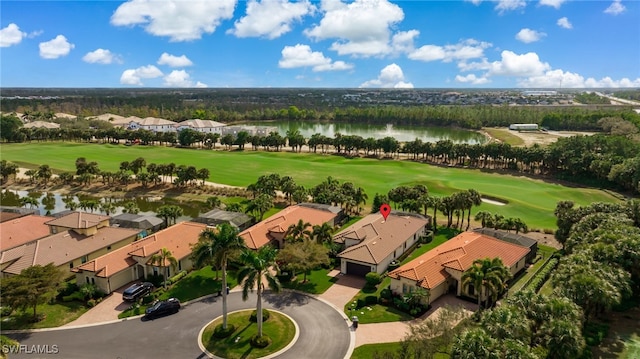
[380, 203, 391, 221]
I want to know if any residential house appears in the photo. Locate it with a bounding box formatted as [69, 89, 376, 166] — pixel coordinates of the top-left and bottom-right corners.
[472, 228, 538, 263]
[221, 125, 278, 137]
[388, 231, 530, 305]
[0, 206, 40, 222]
[240, 203, 342, 249]
[335, 211, 429, 276]
[110, 213, 164, 234]
[22, 121, 60, 129]
[1, 212, 140, 277]
[176, 119, 226, 134]
[72, 222, 207, 293]
[127, 117, 176, 132]
[0, 214, 53, 252]
[193, 209, 253, 231]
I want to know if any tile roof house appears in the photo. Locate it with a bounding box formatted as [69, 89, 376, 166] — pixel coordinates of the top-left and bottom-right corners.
[239, 203, 343, 249]
[472, 228, 538, 262]
[0, 214, 53, 252]
[193, 209, 253, 231]
[0, 211, 140, 277]
[72, 222, 207, 294]
[335, 211, 429, 276]
[110, 213, 164, 233]
[176, 119, 226, 134]
[127, 117, 176, 132]
[388, 231, 530, 305]
[22, 121, 60, 129]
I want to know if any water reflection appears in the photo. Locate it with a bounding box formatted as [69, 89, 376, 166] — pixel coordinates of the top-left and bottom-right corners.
[0, 189, 203, 221]
[241, 121, 487, 144]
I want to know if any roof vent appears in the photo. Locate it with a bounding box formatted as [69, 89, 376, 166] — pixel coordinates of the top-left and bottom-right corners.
[372, 241, 377, 245]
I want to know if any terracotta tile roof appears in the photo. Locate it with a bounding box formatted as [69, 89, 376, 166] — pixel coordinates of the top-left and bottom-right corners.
[0, 215, 53, 251]
[88, 113, 126, 122]
[336, 212, 428, 265]
[73, 222, 207, 278]
[240, 205, 338, 249]
[0, 212, 24, 223]
[2, 227, 139, 275]
[23, 121, 60, 129]
[389, 231, 530, 290]
[45, 212, 110, 229]
[177, 119, 226, 128]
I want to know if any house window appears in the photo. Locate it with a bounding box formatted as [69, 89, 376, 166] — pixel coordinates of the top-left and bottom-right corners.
[468, 284, 475, 296]
[404, 242, 407, 249]
[69, 262, 74, 268]
[86, 277, 90, 284]
[81, 255, 88, 264]
[516, 262, 519, 269]
[153, 267, 159, 275]
[107, 246, 111, 251]
[178, 260, 182, 271]
[402, 284, 408, 294]
[91, 278, 95, 285]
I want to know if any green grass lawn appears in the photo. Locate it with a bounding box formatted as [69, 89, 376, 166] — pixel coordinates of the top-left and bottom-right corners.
[1, 142, 621, 229]
[201, 310, 296, 359]
[508, 245, 557, 295]
[119, 266, 237, 318]
[2, 301, 88, 330]
[400, 228, 458, 265]
[344, 276, 413, 324]
[482, 127, 526, 146]
[281, 267, 338, 294]
[351, 342, 403, 359]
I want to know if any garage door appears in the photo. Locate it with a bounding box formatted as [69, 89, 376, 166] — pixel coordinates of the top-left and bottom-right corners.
[346, 261, 371, 276]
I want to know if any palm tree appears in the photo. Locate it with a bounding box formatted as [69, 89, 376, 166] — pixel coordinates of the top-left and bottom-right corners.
[245, 194, 273, 221]
[20, 196, 39, 209]
[312, 222, 334, 245]
[429, 196, 442, 232]
[474, 211, 493, 228]
[192, 224, 246, 330]
[99, 201, 116, 215]
[149, 247, 178, 290]
[286, 219, 312, 242]
[205, 196, 221, 210]
[466, 189, 482, 230]
[122, 201, 140, 214]
[237, 246, 281, 338]
[461, 257, 512, 309]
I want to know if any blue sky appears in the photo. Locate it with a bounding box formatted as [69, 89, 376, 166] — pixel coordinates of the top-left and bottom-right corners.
[1, 0, 638, 88]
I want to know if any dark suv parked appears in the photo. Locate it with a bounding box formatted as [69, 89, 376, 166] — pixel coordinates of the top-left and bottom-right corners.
[122, 282, 154, 302]
[144, 298, 180, 319]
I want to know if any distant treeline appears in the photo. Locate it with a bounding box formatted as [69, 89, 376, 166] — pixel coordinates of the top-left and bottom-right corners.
[2, 93, 640, 131]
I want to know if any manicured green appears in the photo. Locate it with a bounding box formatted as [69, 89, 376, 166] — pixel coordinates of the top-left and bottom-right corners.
[1, 142, 620, 229]
[201, 310, 296, 359]
[344, 277, 413, 324]
[1, 301, 88, 330]
[282, 267, 338, 294]
[351, 342, 450, 359]
[119, 266, 237, 318]
[482, 127, 525, 146]
[337, 216, 362, 232]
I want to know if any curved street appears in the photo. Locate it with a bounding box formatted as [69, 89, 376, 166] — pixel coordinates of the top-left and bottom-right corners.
[5, 291, 352, 359]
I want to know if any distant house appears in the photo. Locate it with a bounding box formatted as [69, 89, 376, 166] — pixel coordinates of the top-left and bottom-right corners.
[1, 212, 140, 277]
[176, 119, 226, 134]
[335, 211, 429, 276]
[22, 121, 60, 129]
[472, 228, 538, 263]
[193, 209, 253, 231]
[221, 125, 278, 137]
[0, 214, 53, 252]
[110, 213, 164, 233]
[0, 206, 40, 221]
[72, 222, 207, 293]
[240, 203, 343, 249]
[127, 117, 176, 132]
[509, 123, 539, 131]
[388, 231, 530, 305]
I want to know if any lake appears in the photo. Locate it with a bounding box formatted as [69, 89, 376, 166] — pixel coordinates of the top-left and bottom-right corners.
[240, 121, 487, 144]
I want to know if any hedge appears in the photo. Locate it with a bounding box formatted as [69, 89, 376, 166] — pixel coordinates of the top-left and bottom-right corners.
[522, 258, 559, 293]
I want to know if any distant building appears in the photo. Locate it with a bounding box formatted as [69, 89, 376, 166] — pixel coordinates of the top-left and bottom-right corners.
[176, 119, 226, 134]
[193, 209, 253, 231]
[522, 90, 557, 96]
[127, 117, 176, 132]
[23, 121, 60, 129]
[509, 123, 539, 131]
[221, 125, 278, 137]
[110, 213, 164, 233]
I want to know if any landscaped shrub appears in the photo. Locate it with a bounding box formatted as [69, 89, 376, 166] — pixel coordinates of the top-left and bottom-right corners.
[365, 272, 382, 288]
[250, 334, 271, 348]
[365, 295, 378, 305]
[212, 324, 236, 338]
[62, 292, 85, 302]
[57, 281, 79, 299]
[543, 228, 555, 235]
[584, 322, 609, 346]
[142, 295, 155, 305]
[356, 298, 366, 309]
[146, 274, 164, 288]
[87, 299, 97, 308]
[250, 309, 270, 322]
[276, 271, 293, 283]
[380, 288, 392, 300]
[169, 270, 188, 283]
[522, 258, 559, 293]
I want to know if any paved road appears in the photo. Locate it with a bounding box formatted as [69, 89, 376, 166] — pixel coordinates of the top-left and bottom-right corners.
[5, 291, 351, 359]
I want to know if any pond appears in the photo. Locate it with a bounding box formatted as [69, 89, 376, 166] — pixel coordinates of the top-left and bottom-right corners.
[0, 189, 203, 221]
[240, 121, 487, 144]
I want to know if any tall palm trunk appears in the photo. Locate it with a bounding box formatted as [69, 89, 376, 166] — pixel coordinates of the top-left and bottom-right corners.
[256, 275, 264, 337]
[221, 258, 229, 329]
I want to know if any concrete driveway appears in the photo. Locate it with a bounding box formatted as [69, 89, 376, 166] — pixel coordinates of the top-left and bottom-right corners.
[63, 284, 132, 327]
[319, 273, 365, 310]
[6, 291, 352, 359]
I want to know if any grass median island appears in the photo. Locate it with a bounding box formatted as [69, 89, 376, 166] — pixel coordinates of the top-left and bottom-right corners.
[1, 142, 621, 229]
[201, 310, 296, 359]
[1, 301, 88, 330]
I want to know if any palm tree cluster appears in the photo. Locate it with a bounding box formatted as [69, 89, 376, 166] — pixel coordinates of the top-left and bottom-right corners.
[310, 176, 368, 215]
[474, 211, 529, 233]
[461, 257, 512, 309]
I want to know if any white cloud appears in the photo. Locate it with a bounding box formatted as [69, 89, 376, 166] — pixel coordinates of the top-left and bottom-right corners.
[228, 0, 314, 39]
[111, 0, 236, 41]
[409, 39, 491, 62]
[120, 65, 163, 85]
[557, 17, 572, 29]
[391, 30, 420, 54]
[278, 44, 353, 71]
[465, 0, 526, 13]
[0, 23, 26, 47]
[488, 50, 551, 77]
[539, 0, 566, 9]
[515, 28, 546, 43]
[163, 70, 208, 87]
[304, 0, 407, 57]
[157, 53, 193, 67]
[604, 0, 626, 15]
[360, 63, 413, 88]
[520, 69, 640, 88]
[39, 35, 74, 59]
[455, 74, 490, 85]
[82, 49, 122, 64]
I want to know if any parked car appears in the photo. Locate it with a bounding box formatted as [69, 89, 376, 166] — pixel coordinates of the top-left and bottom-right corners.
[144, 298, 180, 319]
[122, 282, 154, 302]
